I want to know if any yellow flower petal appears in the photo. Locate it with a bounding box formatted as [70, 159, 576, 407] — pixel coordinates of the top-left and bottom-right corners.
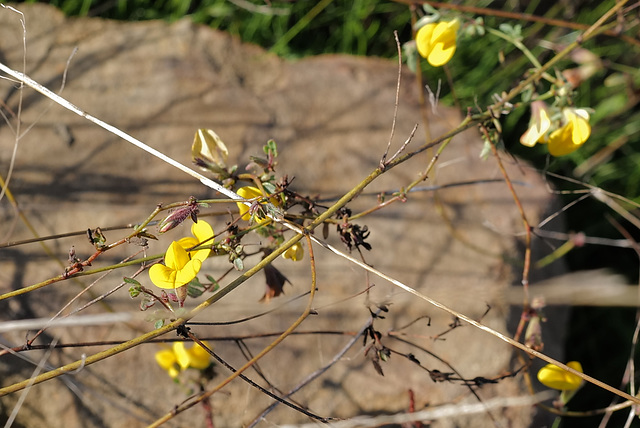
[569, 109, 591, 144]
[165, 241, 191, 270]
[155, 349, 177, 370]
[177, 220, 214, 260]
[416, 20, 459, 67]
[416, 23, 436, 59]
[177, 236, 198, 251]
[237, 186, 261, 220]
[192, 128, 228, 170]
[520, 103, 551, 147]
[236, 186, 279, 223]
[188, 342, 212, 369]
[155, 349, 180, 378]
[173, 342, 191, 369]
[172, 341, 211, 370]
[548, 108, 591, 156]
[150, 241, 204, 289]
[192, 220, 214, 243]
[537, 361, 583, 390]
[282, 243, 304, 262]
[174, 258, 202, 287]
[149, 263, 178, 289]
[428, 21, 459, 67]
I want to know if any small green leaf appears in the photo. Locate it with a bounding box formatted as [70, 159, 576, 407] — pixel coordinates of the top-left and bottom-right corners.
[187, 277, 205, 298]
[233, 257, 244, 271]
[154, 319, 165, 329]
[265, 139, 278, 157]
[205, 275, 220, 291]
[262, 182, 276, 194]
[124, 277, 141, 286]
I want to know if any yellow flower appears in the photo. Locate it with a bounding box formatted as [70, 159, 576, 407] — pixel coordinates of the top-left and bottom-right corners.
[236, 186, 280, 223]
[155, 348, 180, 378]
[547, 108, 591, 157]
[155, 341, 212, 378]
[191, 128, 229, 172]
[149, 241, 205, 289]
[173, 341, 212, 370]
[282, 243, 304, 262]
[537, 361, 583, 391]
[520, 101, 551, 147]
[177, 220, 214, 259]
[416, 20, 460, 67]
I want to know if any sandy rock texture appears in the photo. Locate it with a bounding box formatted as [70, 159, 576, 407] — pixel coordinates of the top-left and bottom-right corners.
[0, 4, 563, 428]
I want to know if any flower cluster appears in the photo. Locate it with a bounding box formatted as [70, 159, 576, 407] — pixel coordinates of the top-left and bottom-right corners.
[416, 20, 459, 67]
[149, 220, 214, 290]
[520, 101, 591, 156]
[155, 341, 212, 378]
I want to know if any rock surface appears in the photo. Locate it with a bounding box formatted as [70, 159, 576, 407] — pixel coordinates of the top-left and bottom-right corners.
[0, 4, 562, 428]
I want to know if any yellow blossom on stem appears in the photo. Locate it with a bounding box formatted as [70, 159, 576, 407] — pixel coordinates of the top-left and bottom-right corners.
[520, 105, 591, 157]
[155, 348, 180, 378]
[236, 186, 280, 223]
[520, 101, 551, 147]
[547, 108, 591, 156]
[282, 242, 304, 261]
[149, 221, 212, 290]
[177, 220, 214, 259]
[155, 341, 212, 378]
[416, 20, 460, 67]
[173, 341, 212, 370]
[149, 241, 204, 290]
[537, 361, 583, 391]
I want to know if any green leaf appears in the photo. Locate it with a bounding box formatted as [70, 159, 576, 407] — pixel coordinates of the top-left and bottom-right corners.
[124, 277, 141, 286]
[128, 286, 140, 298]
[265, 139, 278, 157]
[187, 277, 205, 298]
[205, 274, 220, 291]
[262, 182, 276, 194]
